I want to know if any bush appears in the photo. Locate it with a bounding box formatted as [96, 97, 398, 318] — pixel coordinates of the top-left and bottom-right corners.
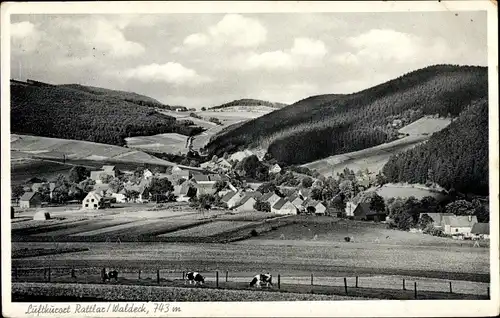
[250, 229, 259, 236]
[209, 117, 222, 125]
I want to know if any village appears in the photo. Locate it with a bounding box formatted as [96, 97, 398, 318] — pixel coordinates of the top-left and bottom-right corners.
[12, 149, 490, 242]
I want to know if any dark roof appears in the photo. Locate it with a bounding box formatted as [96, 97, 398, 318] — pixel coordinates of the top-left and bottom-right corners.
[192, 175, 210, 182]
[221, 191, 237, 202]
[288, 194, 301, 202]
[261, 192, 276, 201]
[273, 198, 291, 210]
[20, 192, 37, 201]
[239, 195, 257, 205]
[471, 223, 490, 235]
[208, 174, 223, 182]
[354, 202, 381, 216]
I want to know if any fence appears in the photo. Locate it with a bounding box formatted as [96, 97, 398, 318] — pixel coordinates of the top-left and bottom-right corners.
[11, 267, 489, 299]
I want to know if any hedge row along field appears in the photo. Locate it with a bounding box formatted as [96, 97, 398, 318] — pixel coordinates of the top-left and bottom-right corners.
[12, 282, 364, 301]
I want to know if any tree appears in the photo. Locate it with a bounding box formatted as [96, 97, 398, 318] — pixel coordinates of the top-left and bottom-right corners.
[12, 185, 25, 199]
[100, 173, 113, 184]
[109, 177, 124, 194]
[68, 184, 84, 201]
[124, 189, 140, 202]
[369, 193, 385, 213]
[51, 185, 69, 203]
[445, 200, 475, 215]
[311, 188, 323, 201]
[301, 177, 313, 188]
[197, 194, 216, 210]
[418, 213, 434, 230]
[201, 107, 206, 111]
[472, 199, 489, 222]
[36, 183, 52, 202]
[254, 200, 271, 212]
[256, 182, 278, 194]
[79, 178, 96, 193]
[339, 180, 354, 200]
[214, 180, 227, 192]
[149, 178, 174, 202]
[68, 166, 90, 183]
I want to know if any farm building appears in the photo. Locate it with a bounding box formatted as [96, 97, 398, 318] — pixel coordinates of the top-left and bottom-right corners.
[471, 223, 490, 240]
[19, 192, 43, 208]
[442, 215, 478, 236]
[353, 203, 386, 222]
[174, 182, 196, 202]
[272, 198, 297, 215]
[261, 192, 282, 207]
[195, 182, 217, 198]
[298, 188, 311, 200]
[221, 191, 245, 208]
[303, 200, 327, 215]
[419, 213, 454, 228]
[234, 195, 258, 213]
[269, 164, 282, 174]
[82, 191, 114, 210]
[288, 194, 304, 211]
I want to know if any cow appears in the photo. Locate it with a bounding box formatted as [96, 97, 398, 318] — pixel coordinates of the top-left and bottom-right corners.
[102, 269, 118, 282]
[185, 271, 205, 286]
[249, 273, 273, 288]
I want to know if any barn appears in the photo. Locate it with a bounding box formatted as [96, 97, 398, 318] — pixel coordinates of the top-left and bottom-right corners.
[353, 202, 386, 222]
[19, 192, 43, 209]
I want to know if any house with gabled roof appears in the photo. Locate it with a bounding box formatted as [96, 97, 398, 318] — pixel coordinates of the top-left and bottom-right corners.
[288, 194, 304, 210]
[271, 198, 297, 215]
[303, 199, 326, 215]
[19, 192, 43, 209]
[261, 192, 281, 207]
[471, 223, 490, 239]
[443, 215, 478, 236]
[234, 195, 259, 213]
[353, 202, 386, 222]
[82, 191, 114, 210]
[419, 213, 454, 228]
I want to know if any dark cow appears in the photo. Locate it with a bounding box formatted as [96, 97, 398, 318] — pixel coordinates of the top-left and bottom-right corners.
[185, 271, 205, 285]
[103, 269, 118, 282]
[249, 273, 273, 288]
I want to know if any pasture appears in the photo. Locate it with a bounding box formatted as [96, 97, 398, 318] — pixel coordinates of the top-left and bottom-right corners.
[301, 116, 452, 176]
[366, 183, 447, 200]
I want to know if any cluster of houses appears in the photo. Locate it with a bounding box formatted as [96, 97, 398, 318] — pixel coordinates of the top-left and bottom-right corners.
[15, 182, 57, 209]
[417, 213, 489, 240]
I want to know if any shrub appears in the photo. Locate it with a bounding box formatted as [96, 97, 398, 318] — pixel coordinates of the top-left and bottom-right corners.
[250, 229, 259, 236]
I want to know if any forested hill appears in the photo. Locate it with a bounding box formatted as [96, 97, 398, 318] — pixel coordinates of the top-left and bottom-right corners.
[60, 84, 165, 108]
[383, 97, 489, 195]
[205, 65, 488, 165]
[10, 80, 204, 146]
[210, 99, 288, 110]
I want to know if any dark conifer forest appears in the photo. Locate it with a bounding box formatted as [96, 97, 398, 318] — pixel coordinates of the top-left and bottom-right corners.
[205, 65, 488, 165]
[10, 82, 204, 146]
[383, 97, 489, 195]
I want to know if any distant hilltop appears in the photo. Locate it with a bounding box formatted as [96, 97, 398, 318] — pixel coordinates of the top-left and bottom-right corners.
[210, 98, 288, 110]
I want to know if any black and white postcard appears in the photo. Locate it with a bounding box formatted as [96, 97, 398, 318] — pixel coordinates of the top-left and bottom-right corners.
[1, 1, 498, 317]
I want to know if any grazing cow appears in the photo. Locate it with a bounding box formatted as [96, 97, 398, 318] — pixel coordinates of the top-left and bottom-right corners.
[103, 269, 118, 282]
[249, 273, 273, 288]
[185, 271, 205, 285]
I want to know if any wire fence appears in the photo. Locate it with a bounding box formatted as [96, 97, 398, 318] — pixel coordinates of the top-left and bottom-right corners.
[11, 266, 490, 299]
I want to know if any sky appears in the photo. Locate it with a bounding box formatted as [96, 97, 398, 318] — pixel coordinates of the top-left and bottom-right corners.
[10, 11, 487, 108]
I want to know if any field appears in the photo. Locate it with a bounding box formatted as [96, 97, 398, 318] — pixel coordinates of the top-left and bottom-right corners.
[301, 116, 453, 176]
[10, 134, 176, 184]
[10, 206, 490, 301]
[125, 133, 190, 154]
[366, 183, 448, 200]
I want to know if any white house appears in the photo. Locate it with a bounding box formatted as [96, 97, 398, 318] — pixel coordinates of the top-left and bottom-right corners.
[442, 215, 478, 237]
[303, 200, 327, 215]
[261, 192, 281, 207]
[82, 191, 114, 210]
[143, 169, 153, 180]
[288, 194, 304, 211]
[234, 195, 258, 213]
[269, 164, 282, 174]
[221, 191, 245, 209]
[471, 223, 490, 240]
[271, 198, 297, 215]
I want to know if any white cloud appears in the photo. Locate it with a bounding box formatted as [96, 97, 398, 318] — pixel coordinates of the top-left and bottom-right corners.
[11, 21, 36, 38]
[11, 21, 42, 54]
[209, 14, 267, 47]
[332, 29, 460, 66]
[242, 37, 328, 71]
[183, 33, 210, 47]
[119, 62, 211, 86]
[291, 38, 328, 59]
[181, 14, 267, 50]
[245, 50, 295, 70]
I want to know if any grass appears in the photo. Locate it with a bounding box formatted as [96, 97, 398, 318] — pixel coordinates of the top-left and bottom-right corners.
[12, 247, 90, 259]
[398, 116, 452, 135]
[159, 221, 259, 238]
[12, 282, 364, 301]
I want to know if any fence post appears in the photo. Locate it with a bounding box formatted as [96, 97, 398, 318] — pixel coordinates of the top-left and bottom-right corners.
[356, 276, 358, 288]
[101, 268, 106, 283]
[71, 268, 76, 278]
[44, 268, 47, 279]
[48, 267, 51, 282]
[449, 282, 452, 293]
[182, 271, 185, 280]
[311, 273, 314, 286]
[216, 271, 219, 288]
[138, 270, 141, 279]
[278, 274, 281, 289]
[403, 279, 406, 290]
[414, 282, 417, 299]
[226, 271, 228, 282]
[344, 277, 348, 295]
[157, 269, 160, 284]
